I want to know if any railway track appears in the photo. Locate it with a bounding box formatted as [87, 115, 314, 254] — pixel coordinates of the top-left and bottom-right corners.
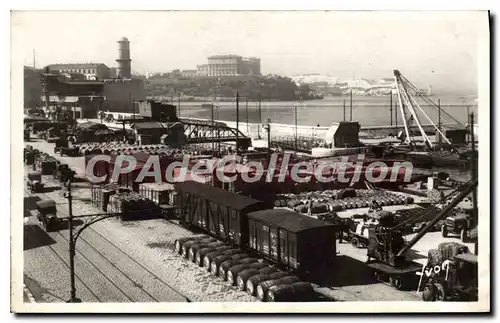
[23, 219, 102, 302]
[24, 166, 422, 302]
[24, 179, 190, 302]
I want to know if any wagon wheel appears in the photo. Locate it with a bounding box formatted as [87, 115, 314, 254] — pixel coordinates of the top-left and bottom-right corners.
[389, 276, 403, 290]
[434, 282, 446, 301]
[460, 228, 468, 242]
[351, 237, 360, 248]
[441, 225, 448, 238]
[174, 240, 182, 254]
[246, 280, 256, 296]
[422, 284, 435, 301]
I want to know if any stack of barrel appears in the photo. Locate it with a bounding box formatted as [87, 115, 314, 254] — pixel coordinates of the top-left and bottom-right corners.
[173, 236, 317, 302]
[275, 189, 414, 214]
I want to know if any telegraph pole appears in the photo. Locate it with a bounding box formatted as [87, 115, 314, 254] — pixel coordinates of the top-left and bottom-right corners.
[178, 94, 181, 118]
[438, 99, 442, 145]
[245, 99, 249, 135]
[350, 89, 353, 122]
[389, 93, 393, 126]
[267, 118, 271, 154]
[343, 100, 346, 122]
[294, 104, 298, 151]
[211, 103, 215, 155]
[470, 113, 478, 255]
[236, 92, 240, 153]
[258, 96, 262, 139]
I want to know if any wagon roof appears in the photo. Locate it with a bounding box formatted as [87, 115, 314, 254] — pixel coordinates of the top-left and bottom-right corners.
[247, 209, 336, 234]
[175, 181, 265, 211]
[139, 182, 175, 191]
[36, 200, 56, 209]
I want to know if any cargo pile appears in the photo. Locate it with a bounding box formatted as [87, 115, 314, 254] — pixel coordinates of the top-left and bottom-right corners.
[274, 189, 414, 214]
[90, 183, 167, 220]
[173, 236, 316, 302]
[427, 242, 470, 267]
[77, 143, 210, 156]
[34, 153, 59, 175]
[393, 206, 443, 233]
[107, 191, 161, 221]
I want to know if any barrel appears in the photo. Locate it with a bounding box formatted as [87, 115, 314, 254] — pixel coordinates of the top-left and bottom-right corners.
[181, 237, 214, 257]
[197, 245, 232, 267]
[291, 282, 315, 301]
[227, 262, 268, 285]
[220, 258, 258, 280]
[203, 248, 238, 270]
[256, 276, 300, 301]
[237, 267, 278, 291]
[246, 271, 289, 296]
[211, 253, 249, 276]
[194, 242, 225, 265]
[266, 284, 296, 302]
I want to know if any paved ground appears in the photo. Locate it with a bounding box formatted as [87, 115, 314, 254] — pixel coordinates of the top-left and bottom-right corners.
[23, 138, 473, 303]
[23, 166, 257, 302]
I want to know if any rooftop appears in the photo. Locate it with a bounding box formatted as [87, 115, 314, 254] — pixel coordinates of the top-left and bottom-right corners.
[208, 55, 242, 59]
[47, 63, 109, 69]
[247, 208, 336, 234]
[175, 181, 266, 211]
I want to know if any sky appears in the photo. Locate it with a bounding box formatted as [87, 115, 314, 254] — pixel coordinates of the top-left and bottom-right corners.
[12, 11, 487, 94]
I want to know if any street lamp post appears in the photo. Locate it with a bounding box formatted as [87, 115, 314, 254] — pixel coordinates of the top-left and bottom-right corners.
[65, 177, 80, 303]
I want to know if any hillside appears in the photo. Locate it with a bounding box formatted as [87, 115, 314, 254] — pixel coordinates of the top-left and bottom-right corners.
[144, 74, 323, 101]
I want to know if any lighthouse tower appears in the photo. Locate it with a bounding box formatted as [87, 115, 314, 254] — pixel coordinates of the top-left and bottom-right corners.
[116, 37, 132, 79]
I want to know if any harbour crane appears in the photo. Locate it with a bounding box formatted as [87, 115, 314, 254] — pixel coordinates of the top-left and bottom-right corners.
[393, 70, 465, 150]
[365, 178, 477, 290]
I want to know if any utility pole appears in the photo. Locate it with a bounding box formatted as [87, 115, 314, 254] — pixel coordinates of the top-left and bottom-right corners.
[236, 92, 240, 153]
[470, 113, 478, 255]
[395, 100, 398, 132]
[267, 118, 271, 154]
[350, 89, 353, 121]
[33, 49, 36, 69]
[438, 98, 442, 145]
[343, 100, 346, 122]
[258, 97, 262, 139]
[294, 104, 298, 151]
[389, 93, 393, 126]
[177, 94, 181, 118]
[211, 103, 215, 155]
[245, 99, 249, 135]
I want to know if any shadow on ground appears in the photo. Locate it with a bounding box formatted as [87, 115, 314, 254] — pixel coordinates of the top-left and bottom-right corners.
[24, 224, 56, 251]
[43, 186, 62, 193]
[23, 196, 41, 217]
[307, 255, 377, 288]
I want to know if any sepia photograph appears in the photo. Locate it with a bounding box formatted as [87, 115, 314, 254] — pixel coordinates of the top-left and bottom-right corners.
[10, 9, 490, 313]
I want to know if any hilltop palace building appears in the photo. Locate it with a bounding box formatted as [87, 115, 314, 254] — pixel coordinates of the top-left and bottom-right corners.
[194, 55, 261, 77]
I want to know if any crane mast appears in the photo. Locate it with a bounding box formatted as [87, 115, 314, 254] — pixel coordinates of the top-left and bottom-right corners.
[393, 70, 456, 149]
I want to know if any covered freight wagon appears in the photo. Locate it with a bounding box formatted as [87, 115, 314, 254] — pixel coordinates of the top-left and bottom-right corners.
[175, 181, 269, 246]
[246, 209, 338, 273]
